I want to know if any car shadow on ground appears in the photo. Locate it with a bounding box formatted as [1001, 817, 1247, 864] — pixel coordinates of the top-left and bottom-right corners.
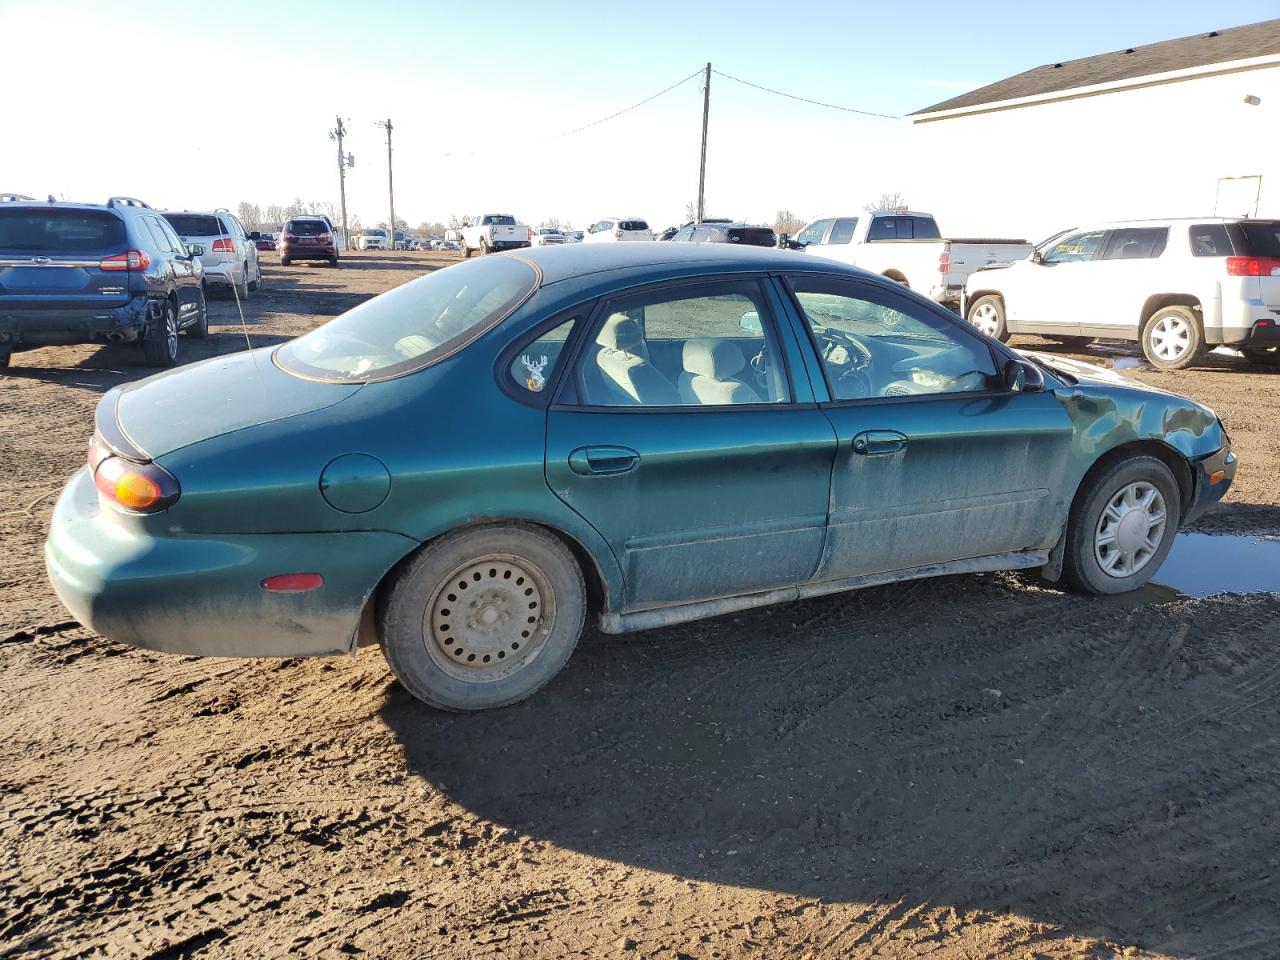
[1013, 335, 1278, 374]
[379, 570, 1280, 955]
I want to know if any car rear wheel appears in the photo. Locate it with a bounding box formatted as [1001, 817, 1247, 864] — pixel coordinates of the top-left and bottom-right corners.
[1061, 455, 1181, 595]
[142, 301, 180, 367]
[247, 260, 260, 292]
[187, 286, 209, 338]
[380, 524, 586, 712]
[1241, 346, 1280, 367]
[329, 255, 339, 267]
[480, 240, 491, 256]
[966, 295, 1008, 341]
[280, 255, 292, 266]
[234, 263, 250, 300]
[462, 242, 472, 259]
[1141, 306, 1204, 370]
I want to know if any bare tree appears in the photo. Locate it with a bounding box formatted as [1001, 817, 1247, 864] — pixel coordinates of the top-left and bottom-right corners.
[237, 202, 263, 232]
[864, 191, 907, 213]
[263, 204, 285, 229]
[540, 217, 565, 230]
[683, 200, 697, 223]
[774, 209, 804, 236]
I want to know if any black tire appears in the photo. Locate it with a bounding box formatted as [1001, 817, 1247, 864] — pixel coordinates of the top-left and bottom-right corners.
[247, 260, 260, 292]
[0, 347, 11, 370]
[142, 300, 180, 367]
[1061, 455, 1181, 595]
[462, 242, 472, 259]
[1141, 305, 1204, 370]
[1241, 346, 1280, 368]
[280, 255, 292, 267]
[187, 286, 209, 338]
[1046, 335, 1093, 349]
[966, 294, 1008, 342]
[233, 264, 250, 301]
[380, 524, 586, 712]
[329, 256, 339, 267]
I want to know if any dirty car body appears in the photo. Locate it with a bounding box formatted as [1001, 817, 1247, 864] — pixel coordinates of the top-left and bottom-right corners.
[46, 244, 1235, 710]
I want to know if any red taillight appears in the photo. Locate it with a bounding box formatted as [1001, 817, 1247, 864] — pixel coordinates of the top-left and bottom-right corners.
[938, 250, 951, 273]
[211, 238, 235, 253]
[1226, 256, 1280, 277]
[261, 573, 324, 593]
[91, 452, 179, 513]
[99, 249, 150, 271]
[317, 232, 332, 242]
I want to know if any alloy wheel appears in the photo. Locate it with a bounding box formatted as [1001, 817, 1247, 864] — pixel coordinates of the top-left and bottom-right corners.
[1148, 315, 1191, 361]
[970, 302, 1000, 337]
[1093, 481, 1168, 578]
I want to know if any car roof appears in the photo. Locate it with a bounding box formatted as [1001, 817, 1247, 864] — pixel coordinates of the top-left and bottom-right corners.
[515, 240, 871, 286]
[1076, 217, 1262, 230]
[0, 200, 124, 215]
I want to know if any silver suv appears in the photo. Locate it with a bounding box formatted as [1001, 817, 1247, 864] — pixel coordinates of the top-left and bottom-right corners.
[162, 209, 261, 299]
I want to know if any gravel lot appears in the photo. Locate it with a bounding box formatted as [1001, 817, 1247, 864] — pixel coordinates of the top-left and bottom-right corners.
[3, 251, 1279, 959]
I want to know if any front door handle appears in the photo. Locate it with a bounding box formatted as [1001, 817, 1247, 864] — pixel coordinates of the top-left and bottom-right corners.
[851, 430, 908, 456]
[568, 445, 640, 476]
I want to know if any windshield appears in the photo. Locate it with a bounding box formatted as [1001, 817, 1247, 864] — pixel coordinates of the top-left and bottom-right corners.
[275, 256, 540, 382]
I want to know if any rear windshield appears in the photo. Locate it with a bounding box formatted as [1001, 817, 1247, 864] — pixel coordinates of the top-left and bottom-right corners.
[728, 227, 777, 247]
[163, 214, 225, 237]
[619, 220, 649, 231]
[275, 256, 540, 382]
[482, 215, 517, 226]
[287, 219, 328, 236]
[0, 208, 125, 253]
[1238, 221, 1280, 257]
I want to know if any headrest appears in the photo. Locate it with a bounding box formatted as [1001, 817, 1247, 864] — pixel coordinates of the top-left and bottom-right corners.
[596, 314, 646, 354]
[683, 339, 745, 380]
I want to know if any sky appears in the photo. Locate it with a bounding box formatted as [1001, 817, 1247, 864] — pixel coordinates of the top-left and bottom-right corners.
[3, 0, 1277, 232]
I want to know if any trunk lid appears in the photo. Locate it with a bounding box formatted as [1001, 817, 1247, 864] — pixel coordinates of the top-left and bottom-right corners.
[0, 207, 132, 308]
[113, 348, 361, 458]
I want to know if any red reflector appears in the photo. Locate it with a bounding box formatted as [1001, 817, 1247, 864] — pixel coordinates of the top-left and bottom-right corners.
[261, 573, 324, 593]
[211, 238, 235, 253]
[1258, 319, 1272, 328]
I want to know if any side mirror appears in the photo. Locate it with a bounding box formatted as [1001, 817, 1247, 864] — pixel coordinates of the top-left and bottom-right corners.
[187, 244, 205, 257]
[1003, 358, 1043, 393]
[740, 311, 763, 334]
[1031, 249, 1044, 264]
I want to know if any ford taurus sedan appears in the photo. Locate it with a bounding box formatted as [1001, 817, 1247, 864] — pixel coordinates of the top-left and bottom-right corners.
[46, 244, 1236, 711]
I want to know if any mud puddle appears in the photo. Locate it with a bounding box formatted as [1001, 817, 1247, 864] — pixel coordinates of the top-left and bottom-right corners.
[1152, 532, 1280, 597]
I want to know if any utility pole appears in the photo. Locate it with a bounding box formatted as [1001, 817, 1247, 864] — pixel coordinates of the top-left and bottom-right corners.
[376, 118, 396, 250]
[329, 116, 354, 251]
[697, 62, 710, 223]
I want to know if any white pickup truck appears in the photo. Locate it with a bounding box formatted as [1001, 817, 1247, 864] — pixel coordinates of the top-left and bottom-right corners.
[786, 211, 1032, 309]
[461, 214, 531, 258]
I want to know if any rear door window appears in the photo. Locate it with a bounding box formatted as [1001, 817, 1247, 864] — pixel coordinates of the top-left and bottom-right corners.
[1189, 224, 1235, 257]
[0, 209, 125, 253]
[829, 218, 858, 244]
[1101, 227, 1169, 260]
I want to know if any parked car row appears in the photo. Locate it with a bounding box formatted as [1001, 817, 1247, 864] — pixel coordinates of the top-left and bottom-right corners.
[0, 195, 265, 370]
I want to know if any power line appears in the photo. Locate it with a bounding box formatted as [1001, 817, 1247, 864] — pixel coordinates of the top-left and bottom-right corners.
[711, 68, 901, 120]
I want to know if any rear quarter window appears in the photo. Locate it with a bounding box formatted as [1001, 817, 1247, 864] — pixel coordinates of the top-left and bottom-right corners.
[0, 209, 126, 253]
[1190, 224, 1235, 257]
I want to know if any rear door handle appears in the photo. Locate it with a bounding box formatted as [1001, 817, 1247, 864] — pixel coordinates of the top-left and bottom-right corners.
[852, 430, 908, 456]
[568, 445, 640, 476]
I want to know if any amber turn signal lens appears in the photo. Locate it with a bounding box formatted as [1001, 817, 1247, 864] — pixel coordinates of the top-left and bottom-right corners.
[1209, 469, 1227, 485]
[91, 454, 179, 512]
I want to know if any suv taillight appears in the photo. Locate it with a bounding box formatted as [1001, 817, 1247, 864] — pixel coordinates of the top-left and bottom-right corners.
[938, 250, 951, 273]
[211, 238, 235, 253]
[317, 232, 332, 242]
[1226, 256, 1280, 277]
[88, 434, 180, 513]
[99, 249, 150, 271]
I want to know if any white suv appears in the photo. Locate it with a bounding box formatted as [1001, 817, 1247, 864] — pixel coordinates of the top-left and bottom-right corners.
[584, 218, 652, 242]
[161, 209, 261, 299]
[964, 218, 1280, 369]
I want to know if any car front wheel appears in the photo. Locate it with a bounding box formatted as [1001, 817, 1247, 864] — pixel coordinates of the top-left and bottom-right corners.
[966, 294, 1008, 341]
[1061, 455, 1181, 595]
[380, 524, 587, 711]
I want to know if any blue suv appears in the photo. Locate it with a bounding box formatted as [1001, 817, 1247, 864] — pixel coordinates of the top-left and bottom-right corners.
[0, 196, 208, 369]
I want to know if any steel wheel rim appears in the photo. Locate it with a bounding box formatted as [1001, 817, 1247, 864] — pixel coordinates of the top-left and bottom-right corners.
[971, 302, 999, 336]
[424, 554, 555, 683]
[1150, 315, 1189, 360]
[1094, 481, 1167, 578]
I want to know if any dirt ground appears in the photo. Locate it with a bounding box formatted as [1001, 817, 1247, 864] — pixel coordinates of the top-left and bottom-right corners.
[3, 251, 1279, 959]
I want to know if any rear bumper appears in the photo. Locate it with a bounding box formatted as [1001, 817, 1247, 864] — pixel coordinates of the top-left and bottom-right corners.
[280, 244, 337, 260]
[45, 468, 416, 658]
[929, 283, 964, 307]
[491, 240, 530, 251]
[0, 296, 150, 345]
[1184, 440, 1237, 526]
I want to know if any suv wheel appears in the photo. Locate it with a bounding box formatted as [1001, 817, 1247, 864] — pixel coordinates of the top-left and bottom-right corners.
[247, 260, 260, 292]
[1141, 306, 1204, 370]
[143, 301, 180, 367]
[1242, 346, 1280, 368]
[462, 242, 472, 259]
[966, 295, 1008, 341]
[234, 263, 250, 300]
[187, 287, 209, 338]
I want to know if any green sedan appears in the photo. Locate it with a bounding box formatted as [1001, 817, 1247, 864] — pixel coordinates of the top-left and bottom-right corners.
[46, 244, 1236, 711]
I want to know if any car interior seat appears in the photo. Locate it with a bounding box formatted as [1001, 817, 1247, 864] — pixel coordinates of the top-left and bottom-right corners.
[593, 314, 679, 405]
[678, 339, 761, 405]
